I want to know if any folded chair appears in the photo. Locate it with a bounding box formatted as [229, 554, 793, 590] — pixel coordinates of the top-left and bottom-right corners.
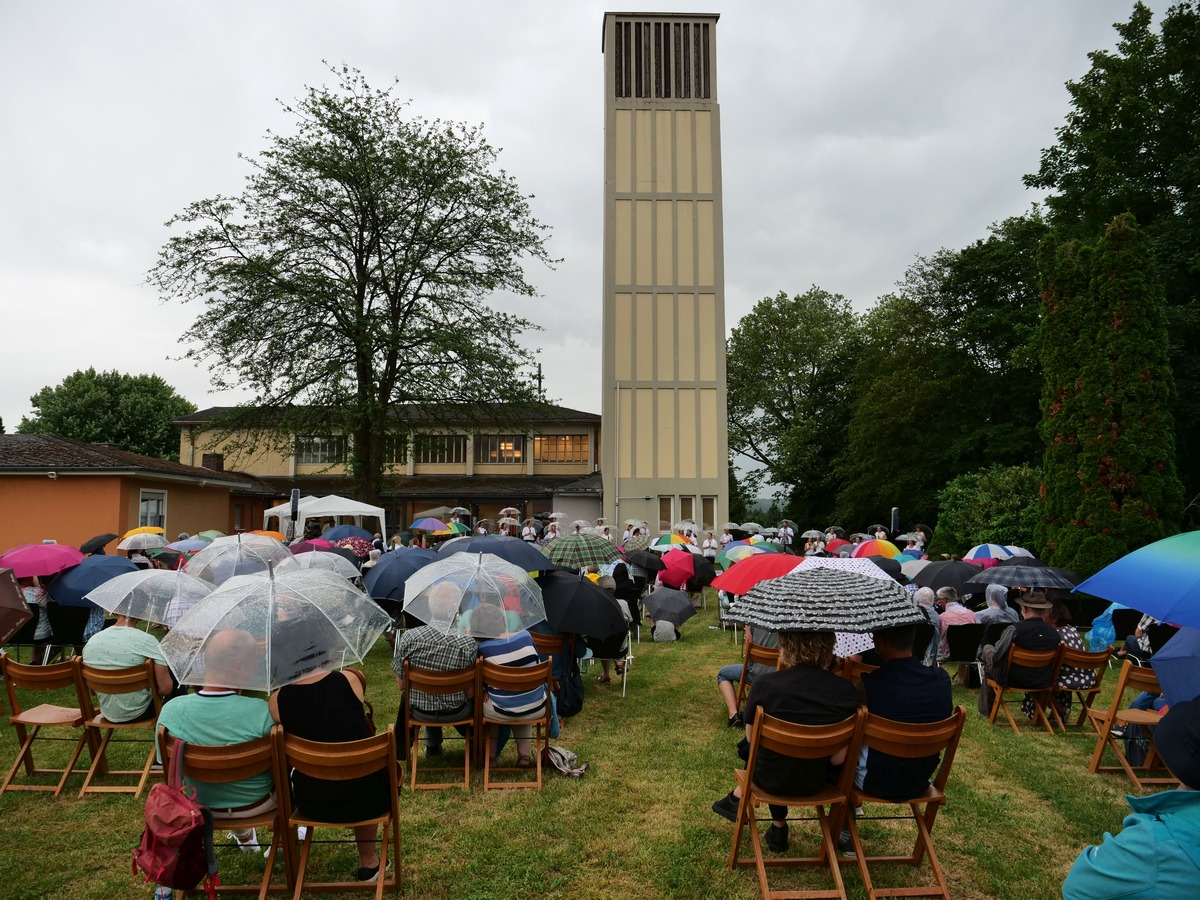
[401, 660, 477, 790]
[479, 658, 553, 791]
[1087, 659, 1179, 790]
[846, 708, 967, 899]
[734, 638, 781, 711]
[77, 658, 163, 798]
[279, 725, 403, 899]
[0, 652, 93, 797]
[1047, 646, 1110, 733]
[157, 725, 291, 897]
[985, 645, 1058, 734]
[729, 707, 866, 900]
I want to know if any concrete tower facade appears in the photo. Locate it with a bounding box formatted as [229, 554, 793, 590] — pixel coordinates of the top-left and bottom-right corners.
[599, 12, 729, 536]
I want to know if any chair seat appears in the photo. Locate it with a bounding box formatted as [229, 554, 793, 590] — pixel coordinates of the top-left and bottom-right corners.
[86, 713, 153, 729]
[733, 768, 846, 807]
[854, 785, 945, 806]
[11, 704, 84, 728]
[1114, 709, 1162, 727]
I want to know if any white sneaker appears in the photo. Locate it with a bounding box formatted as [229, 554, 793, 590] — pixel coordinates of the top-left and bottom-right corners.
[296, 826, 308, 842]
[154, 886, 174, 900]
[229, 829, 262, 854]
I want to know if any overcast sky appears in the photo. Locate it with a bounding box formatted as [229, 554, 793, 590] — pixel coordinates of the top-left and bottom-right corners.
[0, 1, 1168, 432]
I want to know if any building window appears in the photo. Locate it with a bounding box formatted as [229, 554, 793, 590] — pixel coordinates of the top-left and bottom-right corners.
[414, 434, 467, 465]
[616, 18, 710, 100]
[658, 496, 673, 533]
[139, 490, 166, 529]
[383, 434, 408, 466]
[680, 496, 695, 523]
[476, 435, 526, 464]
[701, 496, 716, 532]
[233, 504, 244, 531]
[295, 435, 348, 465]
[533, 434, 589, 463]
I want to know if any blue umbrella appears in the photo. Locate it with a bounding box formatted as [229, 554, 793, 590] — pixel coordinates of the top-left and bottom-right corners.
[1074, 531, 1200, 627]
[47, 555, 139, 607]
[167, 538, 210, 552]
[437, 534, 562, 572]
[362, 547, 438, 602]
[323, 524, 374, 542]
[1151, 627, 1200, 705]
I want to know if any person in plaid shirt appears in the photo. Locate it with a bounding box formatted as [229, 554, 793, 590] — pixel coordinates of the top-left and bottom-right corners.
[392, 583, 478, 759]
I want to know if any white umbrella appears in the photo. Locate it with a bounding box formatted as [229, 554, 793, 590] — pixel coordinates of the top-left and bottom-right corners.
[547, 512, 567, 520]
[800, 530, 824, 539]
[497, 517, 521, 527]
[740, 522, 764, 534]
[289, 550, 363, 580]
[84, 569, 214, 628]
[184, 533, 297, 585]
[117, 533, 168, 551]
[403, 553, 546, 638]
[498, 507, 521, 517]
[161, 568, 391, 691]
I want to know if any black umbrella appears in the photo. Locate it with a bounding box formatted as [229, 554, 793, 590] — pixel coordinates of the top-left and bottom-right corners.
[437, 534, 560, 572]
[362, 547, 438, 602]
[535, 571, 627, 639]
[685, 556, 717, 592]
[726, 567, 924, 633]
[0, 568, 32, 645]
[643, 588, 698, 628]
[624, 550, 666, 572]
[866, 555, 906, 584]
[965, 565, 1079, 591]
[997, 555, 1048, 568]
[911, 560, 985, 595]
[80, 533, 118, 555]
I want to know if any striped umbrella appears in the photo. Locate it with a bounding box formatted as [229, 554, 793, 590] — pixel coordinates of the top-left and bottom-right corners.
[726, 566, 924, 634]
[963, 543, 1015, 561]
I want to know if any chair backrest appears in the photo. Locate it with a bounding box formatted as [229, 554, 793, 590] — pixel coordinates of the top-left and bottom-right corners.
[403, 659, 478, 699]
[744, 642, 781, 671]
[943, 623, 987, 662]
[78, 659, 157, 699]
[840, 658, 879, 685]
[529, 632, 573, 674]
[1053, 646, 1111, 689]
[158, 724, 280, 785]
[480, 657, 552, 695]
[1, 652, 81, 697]
[860, 707, 966, 792]
[1124, 660, 1163, 694]
[282, 725, 400, 783]
[1005, 645, 1059, 671]
[751, 707, 865, 762]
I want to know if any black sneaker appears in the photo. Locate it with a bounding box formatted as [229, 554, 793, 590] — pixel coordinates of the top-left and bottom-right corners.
[356, 866, 379, 883]
[711, 792, 740, 823]
[765, 823, 789, 852]
[728, 711, 744, 728]
[425, 744, 443, 758]
[1109, 726, 1125, 739]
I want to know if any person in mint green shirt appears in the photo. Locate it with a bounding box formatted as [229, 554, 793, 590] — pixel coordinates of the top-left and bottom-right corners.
[156, 629, 275, 850]
[81, 615, 172, 722]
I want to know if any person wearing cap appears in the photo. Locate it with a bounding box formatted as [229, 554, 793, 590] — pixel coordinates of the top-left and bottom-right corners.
[976, 591, 1060, 717]
[1063, 698, 1200, 899]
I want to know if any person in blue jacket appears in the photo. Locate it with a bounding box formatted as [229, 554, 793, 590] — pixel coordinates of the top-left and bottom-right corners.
[1063, 698, 1200, 899]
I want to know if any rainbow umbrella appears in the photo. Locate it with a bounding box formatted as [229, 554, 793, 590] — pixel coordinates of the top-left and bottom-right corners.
[651, 534, 689, 548]
[1074, 531, 1200, 628]
[851, 539, 900, 559]
[434, 522, 472, 536]
[410, 517, 450, 532]
[964, 543, 1014, 560]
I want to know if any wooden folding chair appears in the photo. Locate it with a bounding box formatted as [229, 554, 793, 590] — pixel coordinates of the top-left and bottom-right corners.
[985, 645, 1058, 734]
[529, 631, 572, 694]
[479, 658, 553, 791]
[846, 708, 967, 899]
[77, 659, 163, 798]
[838, 658, 879, 686]
[729, 708, 866, 900]
[0, 652, 93, 797]
[279, 726, 403, 899]
[402, 660, 477, 790]
[158, 725, 292, 897]
[1047, 646, 1111, 733]
[1087, 659, 1180, 790]
[734, 637, 781, 711]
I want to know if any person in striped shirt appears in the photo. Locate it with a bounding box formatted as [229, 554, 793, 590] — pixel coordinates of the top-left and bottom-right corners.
[470, 603, 546, 768]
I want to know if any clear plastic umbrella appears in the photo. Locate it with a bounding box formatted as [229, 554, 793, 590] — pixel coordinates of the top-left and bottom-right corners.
[117, 533, 168, 551]
[184, 533, 297, 585]
[289, 549, 363, 580]
[84, 569, 214, 628]
[161, 567, 391, 691]
[402, 553, 546, 638]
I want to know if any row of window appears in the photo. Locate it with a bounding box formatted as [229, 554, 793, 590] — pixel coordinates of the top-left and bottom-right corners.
[294, 434, 591, 466]
[657, 495, 717, 533]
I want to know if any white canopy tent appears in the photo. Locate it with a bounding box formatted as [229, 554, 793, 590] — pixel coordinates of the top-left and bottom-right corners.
[263, 494, 387, 543]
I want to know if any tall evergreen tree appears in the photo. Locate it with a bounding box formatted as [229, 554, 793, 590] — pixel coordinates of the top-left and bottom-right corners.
[1038, 215, 1183, 575]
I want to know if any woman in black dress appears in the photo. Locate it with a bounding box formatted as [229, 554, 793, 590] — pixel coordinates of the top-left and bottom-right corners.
[268, 618, 390, 883]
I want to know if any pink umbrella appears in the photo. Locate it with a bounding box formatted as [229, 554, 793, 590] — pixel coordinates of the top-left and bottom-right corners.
[290, 539, 333, 553]
[0, 543, 85, 579]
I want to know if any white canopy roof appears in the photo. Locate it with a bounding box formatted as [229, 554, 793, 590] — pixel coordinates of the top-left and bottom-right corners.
[263, 494, 387, 542]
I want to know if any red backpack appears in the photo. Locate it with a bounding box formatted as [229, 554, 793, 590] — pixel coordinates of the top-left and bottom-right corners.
[132, 738, 219, 898]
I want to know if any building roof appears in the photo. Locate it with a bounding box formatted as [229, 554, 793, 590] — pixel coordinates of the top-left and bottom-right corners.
[553, 472, 603, 495]
[174, 402, 600, 428]
[0, 434, 264, 490]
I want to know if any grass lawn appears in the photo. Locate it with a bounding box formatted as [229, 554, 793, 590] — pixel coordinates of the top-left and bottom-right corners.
[0, 598, 1140, 899]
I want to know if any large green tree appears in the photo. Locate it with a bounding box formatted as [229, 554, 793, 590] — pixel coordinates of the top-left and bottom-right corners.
[726, 287, 861, 526]
[1037, 214, 1183, 576]
[836, 214, 1047, 526]
[1025, 1, 1200, 514]
[17, 368, 196, 460]
[148, 66, 554, 501]
[926, 464, 1042, 558]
